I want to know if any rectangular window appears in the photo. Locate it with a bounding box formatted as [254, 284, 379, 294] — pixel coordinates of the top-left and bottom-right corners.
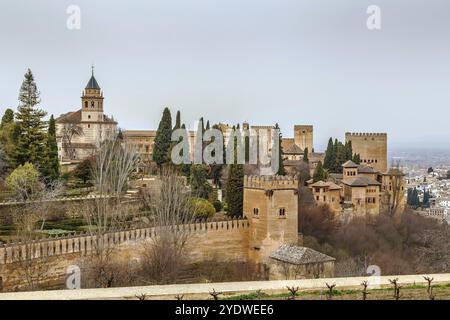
[279, 208, 286, 217]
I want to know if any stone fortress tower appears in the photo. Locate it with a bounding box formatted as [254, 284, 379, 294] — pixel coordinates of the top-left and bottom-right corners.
[243, 175, 299, 264]
[294, 125, 313, 152]
[345, 132, 387, 173]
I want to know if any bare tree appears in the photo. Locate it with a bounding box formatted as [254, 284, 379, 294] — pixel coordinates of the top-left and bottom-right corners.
[325, 282, 336, 300]
[139, 168, 196, 284]
[80, 138, 139, 287]
[389, 278, 401, 300]
[61, 122, 83, 160]
[9, 181, 65, 290]
[209, 289, 222, 300]
[286, 286, 299, 300]
[361, 281, 369, 300]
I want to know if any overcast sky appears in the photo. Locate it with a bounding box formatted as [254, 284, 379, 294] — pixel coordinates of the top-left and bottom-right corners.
[1, 0, 449, 151]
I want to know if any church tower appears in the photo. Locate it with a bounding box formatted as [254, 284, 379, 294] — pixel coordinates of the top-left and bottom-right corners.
[81, 66, 104, 123]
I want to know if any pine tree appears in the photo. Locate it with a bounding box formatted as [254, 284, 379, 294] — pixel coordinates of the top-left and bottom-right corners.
[303, 147, 309, 163]
[275, 123, 286, 175]
[313, 161, 326, 182]
[15, 69, 47, 169]
[153, 107, 172, 168]
[42, 115, 60, 182]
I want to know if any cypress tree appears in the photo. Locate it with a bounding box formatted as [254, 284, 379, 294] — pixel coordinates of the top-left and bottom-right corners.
[42, 115, 60, 182]
[174, 110, 181, 130]
[303, 147, 309, 163]
[323, 138, 334, 171]
[226, 127, 244, 218]
[313, 161, 326, 182]
[353, 153, 361, 164]
[275, 123, 286, 175]
[15, 69, 47, 168]
[153, 107, 172, 168]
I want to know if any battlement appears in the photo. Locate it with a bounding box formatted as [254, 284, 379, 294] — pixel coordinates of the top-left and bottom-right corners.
[345, 132, 387, 138]
[294, 125, 313, 129]
[244, 175, 298, 189]
[0, 219, 250, 265]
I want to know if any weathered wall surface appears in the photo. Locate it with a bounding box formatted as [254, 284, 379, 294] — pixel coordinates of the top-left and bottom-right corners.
[345, 132, 387, 173]
[0, 220, 250, 291]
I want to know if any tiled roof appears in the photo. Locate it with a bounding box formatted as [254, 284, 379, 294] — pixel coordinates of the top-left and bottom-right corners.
[310, 180, 342, 190]
[343, 176, 381, 187]
[270, 244, 335, 265]
[285, 144, 303, 154]
[342, 160, 358, 168]
[357, 164, 378, 174]
[55, 109, 116, 124]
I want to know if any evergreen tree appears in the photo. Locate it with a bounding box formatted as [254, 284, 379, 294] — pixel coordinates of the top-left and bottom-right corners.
[312, 161, 326, 182]
[190, 164, 212, 199]
[117, 128, 124, 141]
[174, 110, 181, 130]
[344, 141, 353, 161]
[275, 123, 286, 175]
[334, 140, 346, 173]
[353, 153, 361, 164]
[422, 190, 431, 207]
[42, 115, 59, 182]
[15, 69, 47, 168]
[1, 108, 14, 127]
[226, 127, 244, 218]
[153, 107, 172, 168]
[303, 147, 309, 163]
[323, 138, 334, 171]
[0, 108, 19, 169]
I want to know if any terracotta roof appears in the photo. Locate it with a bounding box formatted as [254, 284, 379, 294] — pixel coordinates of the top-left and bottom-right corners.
[343, 176, 381, 187]
[310, 180, 342, 190]
[342, 160, 358, 168]
[270, 244, 335, 265]
[285, 144, 303, 154]
[55, 109, 117, 124]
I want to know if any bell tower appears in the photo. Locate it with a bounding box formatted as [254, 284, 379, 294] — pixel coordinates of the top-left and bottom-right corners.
[81, 66, 104, 122]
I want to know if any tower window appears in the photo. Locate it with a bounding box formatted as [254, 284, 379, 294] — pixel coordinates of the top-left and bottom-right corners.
[88, 115, 91, 119]
[87, 124, 90, 128]
[91, 101, 94, 108]
[279, 208, 286, 217]
[84, 101, 88, 108]
[253, 208, 259, 217]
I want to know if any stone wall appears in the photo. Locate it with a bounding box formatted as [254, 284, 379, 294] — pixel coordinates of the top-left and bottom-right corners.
[0, 219, 250, 291]
[345, 132, 387, 173]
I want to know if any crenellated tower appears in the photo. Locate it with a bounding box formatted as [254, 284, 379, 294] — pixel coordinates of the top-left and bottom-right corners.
[345, 132, 387, 173]
[243, 175, 299, 264]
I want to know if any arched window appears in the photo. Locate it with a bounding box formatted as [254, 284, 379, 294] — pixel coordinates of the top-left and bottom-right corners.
[84, 101, 88, 108]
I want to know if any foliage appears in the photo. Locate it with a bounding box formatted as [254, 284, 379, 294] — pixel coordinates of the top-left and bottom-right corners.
[303, 147, 309, 162]
[15, 69, 47, 169]
[189, 197, 216, 219]
[72, 158, 93, 185]
[5, 162, 41, 200]
[41, 115, 60, 182]
[275, 123, 286, 175]
[323, 137, 358, 173]
[212, 200, 222, 212]
[190, 164, 212, 199]
[312, 161, 326, 182]
[153, 107, 172, 167]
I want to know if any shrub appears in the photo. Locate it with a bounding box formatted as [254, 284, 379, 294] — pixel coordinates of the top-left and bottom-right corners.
[5, 162, 41, 200]
[189, 197, 215, 219]
[212, 200, 222, 212]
